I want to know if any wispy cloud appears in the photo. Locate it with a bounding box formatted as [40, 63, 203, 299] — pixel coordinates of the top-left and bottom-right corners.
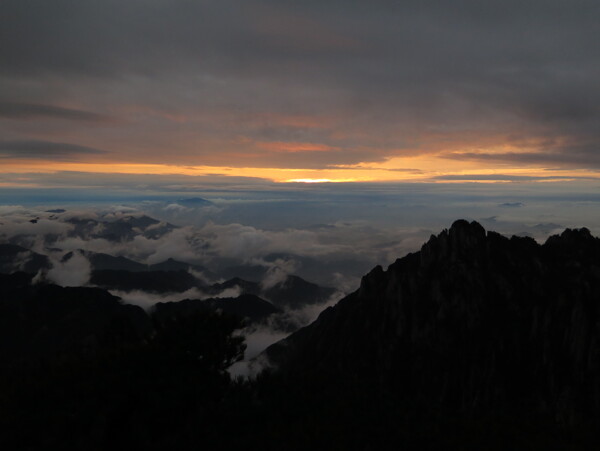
[0, 140, 108, 159]
[433, 174, 598, 182]
[0, 102, 110, 122]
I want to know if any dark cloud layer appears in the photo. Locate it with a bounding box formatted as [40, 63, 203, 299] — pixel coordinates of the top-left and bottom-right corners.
[433, 174, 595, 182]
[0, 0, 598, 168]
[0, 102, 110, 122]
[444, 147, 600, 169]
[0, 140, 107, 159]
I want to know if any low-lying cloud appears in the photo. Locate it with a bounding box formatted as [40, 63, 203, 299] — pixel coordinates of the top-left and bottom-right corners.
[110, 285, 243, 311]
[46, 251, 91, 287]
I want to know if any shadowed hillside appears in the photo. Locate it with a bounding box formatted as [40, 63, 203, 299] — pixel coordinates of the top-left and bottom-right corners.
[262, 220, 600, 448]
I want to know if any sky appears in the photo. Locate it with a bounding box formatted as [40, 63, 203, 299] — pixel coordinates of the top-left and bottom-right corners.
[1, 0, 600, 285]
[1, 0, 599, 187]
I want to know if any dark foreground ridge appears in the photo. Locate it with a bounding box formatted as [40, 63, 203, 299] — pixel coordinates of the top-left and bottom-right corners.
[262, 220, 600, 447]
[2, 220, 600, 449]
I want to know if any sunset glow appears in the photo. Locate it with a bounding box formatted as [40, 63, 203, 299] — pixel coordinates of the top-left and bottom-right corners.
[0, 1, 597, 193]
[1, 155, 599, 189]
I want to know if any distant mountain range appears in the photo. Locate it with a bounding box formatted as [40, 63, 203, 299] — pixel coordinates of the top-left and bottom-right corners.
[0, 240, 335, 308]
[211, 275, 335, 310]
[0, 235, 336, 337]
[176, 197, 214, 207]
[154, 294, 281, 326]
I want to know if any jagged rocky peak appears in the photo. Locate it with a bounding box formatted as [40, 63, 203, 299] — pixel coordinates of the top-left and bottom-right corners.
[264, 220, 600, 426]
[420, 219, 487, 265]
[358, 220, 493, 296]
[360, 220, 489, 291]
[357, 264, 385, 297]
[545, 226, 599, 260]
[552, 226, 593, 241]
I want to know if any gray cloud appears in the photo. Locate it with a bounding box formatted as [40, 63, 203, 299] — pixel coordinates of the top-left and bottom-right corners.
[433, 174, 597, 182]
[0, 140, 108, 159]
[443, 147, 600, 169]
[0, 0, 597, 168]
[46, 250, 91, 287]
[0, 102, 109, 122]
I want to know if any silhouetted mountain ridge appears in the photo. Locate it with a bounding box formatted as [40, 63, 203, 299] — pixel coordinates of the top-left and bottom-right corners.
[212, 275, 335, 310]
[0, 243, 51, 274]
[153, 294, 281, 326]
[0, 273, 267, 370]
[90, 269, 203, 293]
[265, 220, 600, 427]
[0, 273, 152, 368]
[0, 272, 247, 449]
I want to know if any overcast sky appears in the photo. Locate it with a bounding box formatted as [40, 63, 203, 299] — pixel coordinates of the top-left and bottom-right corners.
[0, 0, 598, 185]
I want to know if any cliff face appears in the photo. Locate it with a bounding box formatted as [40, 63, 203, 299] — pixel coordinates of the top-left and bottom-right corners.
[265, 220, 600, 424]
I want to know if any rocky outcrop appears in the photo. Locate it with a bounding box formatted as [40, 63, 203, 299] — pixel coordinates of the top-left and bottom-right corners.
[265, 220, 600, 426]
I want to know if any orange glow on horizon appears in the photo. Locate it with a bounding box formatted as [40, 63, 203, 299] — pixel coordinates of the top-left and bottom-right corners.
[0, 155, 599, 187]
[286, 178, 361, 183]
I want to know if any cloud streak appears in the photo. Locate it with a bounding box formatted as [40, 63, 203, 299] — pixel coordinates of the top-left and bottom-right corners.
[0, 102, 110, 122]
[433, 174, 598, 182]
[0, 140, 107, 159]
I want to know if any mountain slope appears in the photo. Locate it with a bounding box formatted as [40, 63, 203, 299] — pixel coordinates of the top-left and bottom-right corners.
[153, 294, 280, 326]
[63, 250, 215, 277]
[212, 275, 335, 310]
[264, 220, 600, 425]
[0, 273, 152, 367]
[0, 243, 51, 274]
